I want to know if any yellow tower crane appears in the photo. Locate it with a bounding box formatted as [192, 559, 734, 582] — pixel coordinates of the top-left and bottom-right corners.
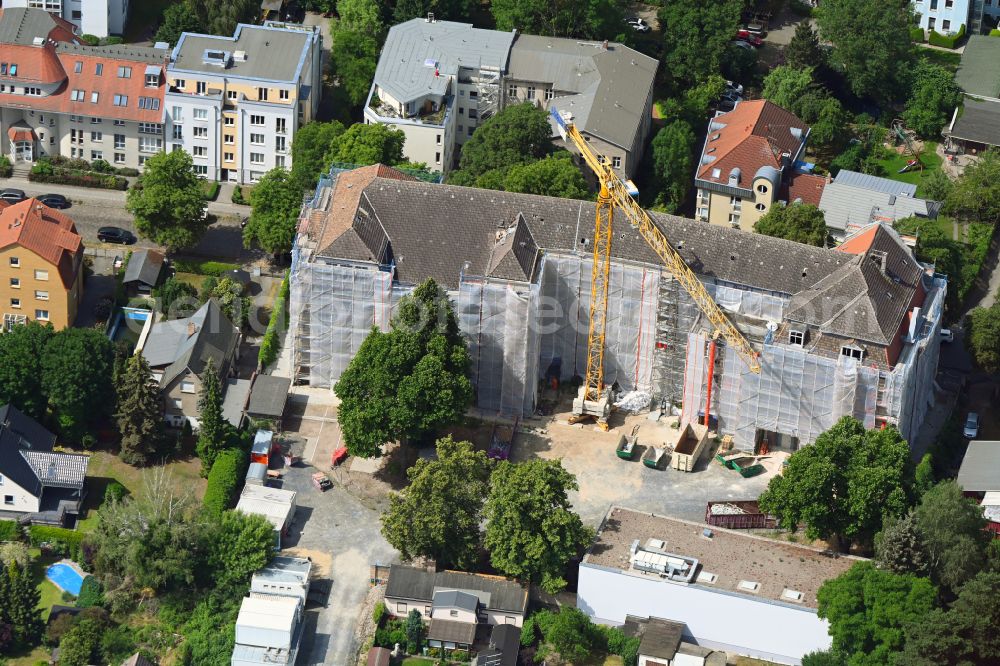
[550, 108, 762, 430]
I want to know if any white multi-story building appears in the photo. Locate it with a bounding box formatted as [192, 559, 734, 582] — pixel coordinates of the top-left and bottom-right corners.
[912, 0, 970, 34]
[4, 0, 129, 38]
[163, 21, 322, 184]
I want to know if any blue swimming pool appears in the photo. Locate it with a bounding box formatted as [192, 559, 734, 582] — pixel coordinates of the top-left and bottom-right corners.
[46, 563, 86, 596]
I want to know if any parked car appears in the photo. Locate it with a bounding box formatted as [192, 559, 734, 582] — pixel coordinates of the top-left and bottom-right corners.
[725, 80, 744, 95]
[626, 17, 651, 32]
[744, 21, 765, 36]
[940, 328, 954, 343]
[0, 188, 26, 203]
[97, 226, 136, 244]
[963, 412, 980, 439]
[36, 193, 70, 209]
[731, 40, 754, 51]
[736, 30, 763, 47]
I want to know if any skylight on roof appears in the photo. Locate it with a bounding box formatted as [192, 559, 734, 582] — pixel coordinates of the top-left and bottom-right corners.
[424, 58, 438, 68]
[711, 168, 721, 179]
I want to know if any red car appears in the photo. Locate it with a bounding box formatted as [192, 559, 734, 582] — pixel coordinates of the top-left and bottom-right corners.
[736, 30, 763, 47]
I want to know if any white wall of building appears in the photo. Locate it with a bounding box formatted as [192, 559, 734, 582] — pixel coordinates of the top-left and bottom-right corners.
[237, 99, 295, 183]
[913, 0, 971, 33]
[0, 474, 40, 514]
[577, 564, 834, 666]
[6, 0, 128, 36]
[165, 93, 222, 180]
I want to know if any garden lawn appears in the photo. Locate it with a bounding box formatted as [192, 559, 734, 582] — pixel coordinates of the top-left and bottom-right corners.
[30, 548, 68, 620]
[171, 271, 206, 292]
[401, 659, 436, 666]
[83, 451, 207, 504]
[875, 142, 944, 193]
[917, 47, 962, 72]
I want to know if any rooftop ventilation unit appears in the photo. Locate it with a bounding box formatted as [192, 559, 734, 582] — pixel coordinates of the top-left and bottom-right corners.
[32, 37, 45, 46]
[629, 539, 699, 583]
[233, 50, 248, 62]
[202, 49, 231, 68]
[781, 588, 804, 602]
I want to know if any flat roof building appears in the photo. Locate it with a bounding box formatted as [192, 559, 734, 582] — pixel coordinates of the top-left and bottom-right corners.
[236, 485, 297, 547]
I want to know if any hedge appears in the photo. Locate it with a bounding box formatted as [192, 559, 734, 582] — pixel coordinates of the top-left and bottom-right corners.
[258, 270, 290, 369]
[910, 26, 926, 43]
[29, 168, 127, 190]
[0, 155, 11, 178]
[171, 258, 240, 276]
[201, 180, 221, 201]
[928, 24, 966, 49]
[0, 519, 21, 542]
[29, 525, 84, 560]
[203, 448, 249, 514]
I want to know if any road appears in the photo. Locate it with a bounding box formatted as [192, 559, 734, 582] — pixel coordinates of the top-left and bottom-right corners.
[4, 177, 248, 259]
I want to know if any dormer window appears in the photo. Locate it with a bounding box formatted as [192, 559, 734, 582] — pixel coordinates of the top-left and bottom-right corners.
[841, 345, 863, 360]
[9, 64, 17, 77]
[789, 330, 804, 346]
[711, 168, 721, 179]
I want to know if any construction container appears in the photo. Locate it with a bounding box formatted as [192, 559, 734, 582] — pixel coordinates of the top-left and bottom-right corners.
[670, 422, 709, 472]
[251, 429, 273, 466]
[642, 446, 665, 469]
[705, 501, 777, 530]
[245, 462, 267, 486]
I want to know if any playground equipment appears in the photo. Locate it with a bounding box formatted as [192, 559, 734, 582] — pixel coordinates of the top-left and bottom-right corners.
[891, 119, 924, 172]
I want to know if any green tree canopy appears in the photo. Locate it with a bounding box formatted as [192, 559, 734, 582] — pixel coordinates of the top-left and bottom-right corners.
[154, 2, 201, 45]
[126, 150, 208, 251]
[966, 303, 1000, 373]
[334, 0, 384, 34]
[291, 121, 347, 189]
[784, 21, 824, 70]
[326, 122, 407, 167]
[449, 103, 554, 184]
[156, 277, 199, 318]
[945, 149, 1000, 222]
[650, 120, 696, 211]
[762, 66, 817, 111]
[115, 354, 165, 466]
[755, 202, 829, 247]
[380, 437, 491, 569]
[245, 168, 303, 255]
[903, 61, 964, 139]
[817, 561, 936, 666]
[911, 480, 991, 593]
[496, 153, 589, 200]
[874, 512, 931, 577]
[0, 559, 44, 646]
[484, 459, 593, 593]
[42, 328, 115, 443]
[393, 0, 472, 22]
[758, 417, 914, 549]
[209, 511, 275, 590]
[816, 0, 915, 103]
[657, 0, 742, 88]
[491, 0, 626, 39]
[196, 359, 227, 474]
[0, 320, 53, 420]
[330, 29, 379, 107]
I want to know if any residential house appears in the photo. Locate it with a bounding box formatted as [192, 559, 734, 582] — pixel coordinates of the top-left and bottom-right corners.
[231, 595, 303, 666]
[817, 170, 941, 241]
[141, 299, 241, 428]
[122, 248, 165, 295]
[694, 100, 811, 232]
[163, 21, 322, 184]
[622, 615, 726, 666]
[0, 8, 169, 171]
[945, 96, 1000, 154]
[0, 198, 84, 330]
[0, 403, 88, 525]
[364, 17, 657, 178]
[4, 0, 130, 37]
[577, 507, 862, 665]
[384, 565, 529, 652]
[911, 0, 970, 36]
[235, 484, 297, 548]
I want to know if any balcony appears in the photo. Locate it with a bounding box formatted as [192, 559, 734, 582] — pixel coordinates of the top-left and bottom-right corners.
[368, 93, 450, 127]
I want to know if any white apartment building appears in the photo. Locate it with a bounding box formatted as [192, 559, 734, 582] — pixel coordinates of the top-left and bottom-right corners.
[163, 21, 322, 184]
[5, 0, 130, 37]
[913, 0, 970, 34]
[365, 16, 657, 178]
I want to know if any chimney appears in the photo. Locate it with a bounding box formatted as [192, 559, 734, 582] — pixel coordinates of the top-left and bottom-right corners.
[187, 322, 197, 337]
[426, 12, 435, 22]
[870, 250, 888, 275]
[602, 39, 609, 50]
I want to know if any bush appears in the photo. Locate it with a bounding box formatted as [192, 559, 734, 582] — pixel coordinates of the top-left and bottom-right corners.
[0, 155, 11, 178]
[258, 270, 290, 369]
[910, 26, 926, 42]
[373, 618, 407, 649]
[928, 24, 966, 48]
[76, 576, 104, 608]
[104, 481, 128, 504]
[29, 525, 84, 560]
[372, 601, 386, 626]
[0, 519, 20, 542]
[28, 163, 127, 190]
[991, 28, 1000, 37]
[202, 449, 249, 514]
[201, 180, 221, 201]
[171, 259, 239, 277]
[231, 186, 248, 205]
[79, 34, 100, 45]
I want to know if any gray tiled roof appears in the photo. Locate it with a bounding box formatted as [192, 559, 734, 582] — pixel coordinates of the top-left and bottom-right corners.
[475, 624, 521, 666]
[818, 180, 937, 234]
[949, 97, 1000, 147]
[637, 618, 684, 660]
[432, 589, 479, 612]
[318, 173, 853, 296]
[142, 299, 239, 387]
[22, 450, 88, 488]
[123, 249, 165, 287]
[55, 41, 169, 65]
[956, 35, 1000, 99]
[957, 441, 1000, 492]
[831, 170, 916, 197]
[170, 23, 315, 82]
[247, 375, 291, 418]
[0, 7, 68, 44]
[222, 378, 252, 427]
[0, 403, 62, 497]
[385, 565, 528, 614]
[509, 34, 657, 150]
[374, 19, 515, 105]
[427, 618, 477, 645]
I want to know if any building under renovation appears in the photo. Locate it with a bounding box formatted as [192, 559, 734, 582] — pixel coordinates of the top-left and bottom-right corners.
[289, 164, 944, 452]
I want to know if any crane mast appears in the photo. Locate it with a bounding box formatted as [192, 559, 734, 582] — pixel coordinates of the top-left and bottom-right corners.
[550, 109, 761, 429]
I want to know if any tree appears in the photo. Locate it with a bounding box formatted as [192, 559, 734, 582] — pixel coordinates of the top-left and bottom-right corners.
[203, 448, 249, 515]
[156, 277, 199, 318]
[334, 0, 384, 34]
[784, 21, 824, 70]
[945, 149, 1000, 222]
[330, 29, 379, 107]
[209, 278, 250, 328]
[405, 608, 424, 654]
[499, 153, 589, 200]
[903, 61, 963, 139]
[755, 203, 829, 247]
[42, 328, 115, 443]
[650, 120, 696, 211]
[762, 66, 816, 112]
[491, 0, 625, 39]
[817, 561, 936, 666]
[920, 168, 954, 202]
[185, 0, 258, 36]
[0, 320, 53, 420]
[449, 103, 554, 184]
[244, 169, 302, 256]
[126, 150, 208, 251]
[115, 355, 165, 466]
[816, 0, 915, 103]
[58, 618, 104, 666]
[196, 359, 227, 474]
[291, 121, 346, 189]
[802, 651, 848, 666]
[912, 480, 991, 593]
[393, 0, 471, 22]
[209, 511, 275, 590]
[758, 417, 914, 549]
[874, 513, 930, 577]
[76, 576, 104, 609]
[154, 2, 200, 44]
[381, 437, 491, 568]
[914, 453, 934, 496]
[657, 0, 743, 87]
[966, 303, 1000, 373]
[326, 122, 407, 167]
[539, 606, 601, 663]
[0, 542, 30, 568]
[484, 459, 593, 593]
[1, 560, 44, 645]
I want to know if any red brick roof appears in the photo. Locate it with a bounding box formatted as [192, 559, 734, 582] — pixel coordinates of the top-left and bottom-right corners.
[697, 100, 809, 186]
[780, 172, 827, 207]
[0, 199, 83, 288]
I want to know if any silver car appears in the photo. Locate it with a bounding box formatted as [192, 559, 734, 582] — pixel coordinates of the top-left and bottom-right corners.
[963, 412, 980, 439]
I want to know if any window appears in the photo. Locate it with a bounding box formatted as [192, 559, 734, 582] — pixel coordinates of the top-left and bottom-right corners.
[279, 89, 289, 100]
[257, 87, 268, 101]
[225, 116, 235, 126]
[526, 85, 535, 100]
[789, 330, 804, 346]
[114, 134, 125, 149]
[841, 346, 863, 360]
[224, 152, 234, 162]
[34, 290, 48, 301]
[10, 65, 17, 77]
[275, 136, 286, 152]
[469, 91, 478, 99]
[171, 399, 182, 409]
[468, 127, 474, 136]
[396, 603, 407, 613]
[114, 153, 125, 164]
[180, 381, 196, 393]
[34, 269, 48, 281]
[275, 118, 286, 134]
[95, 63, 103, 76]
[139, 122, 161, 134]
[435, 151, 441, 164]
[193, 108, 208, 120]
[250, 114, 264, 126]
[224, 134, 234, 144]
[114, 119, 125, 126]
[9, 278, 19, 288]
[468, 108, 478, 119]
[250, 133, 264, 145]
[90, 91, 99, 103]
[113, 94, 128, 107]
[172, 106, 183, 121]
[459, 107, 464, 115]
[508, 84, 517, 97]
[756, 183, 769, 194]
[3, 496, 12, 506]
[90, 117, 101, 124]
[755, 202, 766, 211]
[117, 66, 131, 78]
[10, 298, 20, 308]
[174, 79, 185, 89]
[35, 309, 48, 321]
[191, 126, 208, 139]
[942, 19, 951, 30]
[172, 125, 183, 140]
[74, 61, 82, 73]
[436, 134, 442, 145]
[139, 136, 163, 153]
[91, 150, 103, 160]
[249, 171, 263, 183]
[71, 89, 84, 101]
[612, 156, 621, 169]
[196, 81, 207, 95]
[738, 580, 760, 593]
[711, 167, 722, 179]
[145, 73, 159, 87]
[0, 474, 3, 484]
[193, 165, 208, 175]
[9, 257, 19, 267]
[449, 610, 459, 617]
[138, 97, 161, 110]
[276, 155, 285, 168]
[91, 131, 102, 142]
[249, 152, 265, 165]
[545, 88, 554, 101]
[227, 90, 238, 100]
[193, 146, 207, 157]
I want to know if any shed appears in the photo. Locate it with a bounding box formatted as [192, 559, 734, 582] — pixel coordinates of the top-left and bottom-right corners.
[957, 441, 1000, 494]
[236, 484, 297, 546]
[948, 97, 1000, 153]
[223, 268, 253, 291]
[122, 249, 166, 294]
[247, 375, 292, 427]
[222, 378, 252, 428]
